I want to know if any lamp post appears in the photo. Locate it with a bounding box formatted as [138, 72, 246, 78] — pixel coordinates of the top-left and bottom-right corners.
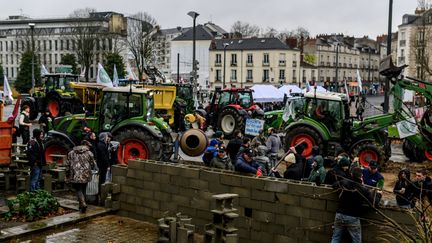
[334, 42, 340, 92]
[367, 47, 371, 85]
[384, 0, 393, 113]
[223, 43, 229, 88]
[187, 11, 199, 107]
[29, 23, 35, 96]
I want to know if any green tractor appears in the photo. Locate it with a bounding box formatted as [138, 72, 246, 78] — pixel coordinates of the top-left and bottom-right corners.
[43, 85, 173, 165]
[21, 66, 84, 120]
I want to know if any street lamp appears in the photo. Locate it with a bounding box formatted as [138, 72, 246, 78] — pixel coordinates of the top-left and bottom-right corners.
[29, 23, 35, 96]
[187, 11, 199, 107]
[367, 47, 372, 85]
[334, 42, 340, 92]
[384, 0, 393, 113]
[223, 43, 229, 88]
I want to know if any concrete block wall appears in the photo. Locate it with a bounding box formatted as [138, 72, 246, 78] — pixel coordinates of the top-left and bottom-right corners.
[112, 160, 415, 243]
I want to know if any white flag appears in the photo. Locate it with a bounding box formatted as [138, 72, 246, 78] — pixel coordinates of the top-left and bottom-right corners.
[113, 64, 119, 87]
[79, 66, 86, 77]
[344, 78, 349, 98]
[96, 63, 113, 87]
[126, 62, 138, 80]
[306, 80, 311, 92]
[356, 69, 363, 94]
[41, 64, 50, 76]
[3, 75, 13, 101]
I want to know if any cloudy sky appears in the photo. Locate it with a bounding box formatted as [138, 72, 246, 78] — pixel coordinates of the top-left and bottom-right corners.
[0, 0, 420, 38]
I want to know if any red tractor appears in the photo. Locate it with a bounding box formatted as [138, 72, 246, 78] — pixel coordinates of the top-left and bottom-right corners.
[203, 88, 264, 137]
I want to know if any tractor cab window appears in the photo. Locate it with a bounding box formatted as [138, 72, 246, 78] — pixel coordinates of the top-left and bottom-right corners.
[283, 97, 305, 122]
[218, 92, 231, 107]
[58, 76, 75, 92]
[100, 92, 142, 131]
[238, 92, 252, 108]
[307, 99, 342, 134]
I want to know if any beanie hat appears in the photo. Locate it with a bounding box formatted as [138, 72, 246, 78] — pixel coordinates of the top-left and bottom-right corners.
[214, 131, 223, 139]
[339, 157, 351, 167]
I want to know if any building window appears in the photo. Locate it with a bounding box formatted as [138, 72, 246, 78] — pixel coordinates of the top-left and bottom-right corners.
[0, 41, 2, 51]
[5, 54, 8, 64]
[263, 69, 269, 82]
[10, 41, 13, 52]
[10, 54, 13, 65]
[11, 68, 14, 78]
[231, 54, 237, 66]
[279, 69, 285, 80]
[293, 69, 297, 82]
[263, 53, 269, 65]
[279, 53, 286, 66]
[247, 54, 253, 64]
[55, 54, 58, 64]
[215, 69, 221, 81]
[247, 69, 253, 80]
[231, 69, 237, 81]
[5, 42, 8, 51]
[55, 40, 58, 51]
[66, 40, 70, 50]
[215, 54, 221, 65]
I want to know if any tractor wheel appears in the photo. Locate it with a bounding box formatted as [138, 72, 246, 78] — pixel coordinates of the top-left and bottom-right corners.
[60, 101, 73, 116]
[403, 139, 432, 162]
[47, 98, 61, 118]
[44, 136, 73, 166]
[115, 128, 163, 165]
[351, 141, 386, 167]
[160, 132, 173, 162]
[21, 100, 38, 120]
[285, 126, 323, 158]
[217, 109, 244, 138]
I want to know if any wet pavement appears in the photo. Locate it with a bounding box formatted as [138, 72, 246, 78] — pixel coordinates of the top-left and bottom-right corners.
[10, 215, 157, 243]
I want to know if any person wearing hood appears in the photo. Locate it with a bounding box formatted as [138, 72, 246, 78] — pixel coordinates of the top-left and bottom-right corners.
[65, 140, 96, 213]
[96, 132, 112, 187]
[324, 157, 352, 185]
[305, 145, 320, 179]
[308, 155, 326, 185]
[226, 130, 243, 162]
[27, 129, 45, 192]
[254, 145, 270, 176]
[38, 110, 52, 135]
[210, 146, 234, 171]
[393, 168, 413, 208]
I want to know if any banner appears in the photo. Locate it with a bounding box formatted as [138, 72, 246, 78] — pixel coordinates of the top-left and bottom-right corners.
[356, 69, 363, 93]
[245, 119, 265, 136]
[396, 117, 418, 139]
[96, 63, 113, 88]
[41, 64, 50, 76]
[113, 64, 119, 87]
[3, 75, 13, 101]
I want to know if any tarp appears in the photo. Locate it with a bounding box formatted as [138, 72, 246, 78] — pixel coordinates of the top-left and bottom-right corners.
[250, 85, 285, 103]
[279, 85, 302, 96]
[302, 85, 327, 93]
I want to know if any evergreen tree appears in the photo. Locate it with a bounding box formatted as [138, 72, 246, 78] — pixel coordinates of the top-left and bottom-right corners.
[60, 53, 79, 74]
[16, 50, 40, 94]
[104, 52, 126, 79]
[0, 65, 4, 86]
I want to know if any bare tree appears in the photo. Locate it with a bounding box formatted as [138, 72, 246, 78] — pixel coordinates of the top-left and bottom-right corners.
[410, 11, 432, 80]
[68, 8, 101, 81]
[126, 12, 159, 81]
[230, 21, 260, 38]
[262, 27, 278, 38]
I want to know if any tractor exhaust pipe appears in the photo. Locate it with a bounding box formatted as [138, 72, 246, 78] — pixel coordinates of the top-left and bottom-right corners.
[179, 129, 209, 157]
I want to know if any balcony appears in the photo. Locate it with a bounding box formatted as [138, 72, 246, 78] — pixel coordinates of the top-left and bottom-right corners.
[262, 62, 270, 66]
[399, 40, 406, 47]
[230, 62, 237, 67]
[215, 62, 222, 67]
[246, 79, 253, 83]
[293, 77, 297, 82]
[214, 78, 221, 82]
[279, 78, 286, 82]
[246, 62, 253, 67]
[279, 60, 286, 66]
[292, 61, 297, 67]
[262, 77, 270, 82]
[326, 62, 331, 66]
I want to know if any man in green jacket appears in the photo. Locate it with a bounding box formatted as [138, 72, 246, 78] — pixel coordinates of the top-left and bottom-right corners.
[308, 155, 326, 185]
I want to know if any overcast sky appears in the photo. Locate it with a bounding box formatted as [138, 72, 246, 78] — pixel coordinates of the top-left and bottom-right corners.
[0, 0, 420, 38]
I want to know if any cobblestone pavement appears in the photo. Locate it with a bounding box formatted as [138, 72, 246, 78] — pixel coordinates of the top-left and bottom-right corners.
[14, 215, 157, 243]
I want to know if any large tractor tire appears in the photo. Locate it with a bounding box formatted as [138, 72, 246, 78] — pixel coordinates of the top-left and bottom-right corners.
[351, 141, 386, 167]
[285, 126, 323, 158]
[44, 136, 73, 166]
[217, 108, 244, 138]
[47, 97, 61, 118]
[21, 100, 38, 120]
[403, 139, 432, 162]
[115, 128, 163, 165]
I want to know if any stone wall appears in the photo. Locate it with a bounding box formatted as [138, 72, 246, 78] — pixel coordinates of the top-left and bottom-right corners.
[112, 160, 415, 243]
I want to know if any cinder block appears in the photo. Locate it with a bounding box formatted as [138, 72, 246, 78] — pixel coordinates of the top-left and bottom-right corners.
[152, 210, 163, 218]
[143, 181, 161, 191]
[313, 186, 338, 200]
[275, 215, 300, 227]
[309, 209, 336, 222]
[208, 182, 230, 194]
[128, 160, 146, 170]
[152, 173, 170, 184]
[252, 210, 275, 223]
[112, 184, 121, 194]
[196, 209, 212, 221]
[237, 228, 251, 239]
[275, 193, 300, 206]
[154, 191, 171, 201]
[120, 202, 136, 212]
[199, 170, 220, 183]
[144, 162, 162, 173]
[301, 218, 326, 232]
[240, 176, 265, 190]
[179, 167, 200, 178]
[251, 190, 275, 202]
[142, 199, 160, 210]
[300, 197, 326, 210]
[190, 198, 210, 210]
[160, 184, 179, 194]
[125, 195, 137, 204]
[136, 189, 154, 200]
[285, 205, 310, 218]
[136, 205, 152, 216]
[274, 234, 297, 243]
[178, 205, 197, 217]
[220, 174, 243, 187]
[250, 230, 273, 242]
[198, 190, 214, 200]
[171, 176, 190, 187]
[112, 165, 128, 177]
[287, 182, 315, 195]
[160, 202, 177, 212]
[189, 179, 209, 190]
[112, 176, 126, 184]
[230, 186, 251, 198]
[261, 201, 285, 214]
[121, 185, 137, 195]
[178, 187, 198, 198]
[172, 194, 191, 206]
[264, 180, 288, 193]
[164, 165, 182, 176]
[239, 198, 262, 210]
[325, 201, 338, 212]
[135, 170, 153, 181]
[112, 201, 120, 210]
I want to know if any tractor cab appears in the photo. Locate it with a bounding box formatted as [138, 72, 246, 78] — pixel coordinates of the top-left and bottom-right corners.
[207, 88, 254, 113]
[303, 91, 348, 138]
[43, 74, 78, 93]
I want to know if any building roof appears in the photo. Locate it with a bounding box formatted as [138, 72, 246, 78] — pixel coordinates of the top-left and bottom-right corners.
[172, 23, 226, 41]
[0, 12, 119, 25]
[399, 14, 419, 27]
[210, 38, 292, 51]
[304, 91, 347, 101]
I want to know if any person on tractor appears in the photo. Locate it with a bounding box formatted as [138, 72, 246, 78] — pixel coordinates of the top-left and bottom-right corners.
[314, 101, 336, 132]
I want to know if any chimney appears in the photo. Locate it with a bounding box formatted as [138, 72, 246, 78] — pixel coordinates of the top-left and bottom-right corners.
[286, 37, 298, 49]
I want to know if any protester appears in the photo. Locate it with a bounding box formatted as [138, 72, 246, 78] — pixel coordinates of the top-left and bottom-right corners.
[96, 132, 112, 188]
[237, 137, 251, 157]
[272, 152, 296, 178]
[235, 148, 261, 176]
[324, 157, 351, 185]
[305, 145, 320, 179]
[331, 167, 377, 243]
[211, 131, 224, 148]
[38, 110, 52, 135]
[308, 155, 326, 185]
[362, 160, 384, 189]
[210, 146, 234, 170]
[85, 132, 98, 160]
[19, 105, 32, 145]
[65, 140, 96, 213]
[202, 140, 218, 166]
[226, 130, 243, 162]
[393, 168, 413, 208]
[250, 129, 266, 152]
[27, 129, 45, 192]
[254, 145, 270, 176]
[287, 142, 308, 179]
[266, 127, 281, 167]
[411, 169, 432, 203]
